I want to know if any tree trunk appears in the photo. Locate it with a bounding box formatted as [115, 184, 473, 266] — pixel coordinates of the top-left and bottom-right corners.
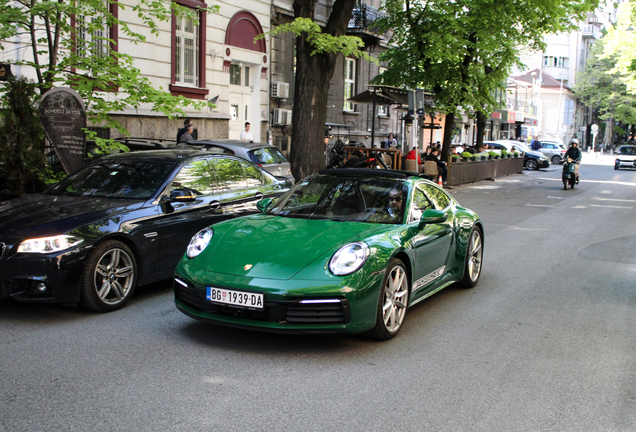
[290, 0, 356, 181]
[475, 111, 487, 151]
[441, 112, 455, 162]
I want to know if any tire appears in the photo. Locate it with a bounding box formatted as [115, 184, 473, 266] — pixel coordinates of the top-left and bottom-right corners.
[615, 166, 619, 170]
[563, 180, 568, 190]
[551, 155, 562, 164]
[525, 159, 538, 170]
[570, 181, 575, 189]
[367, 258, 410, 340]
[459, 227, 483, 288]
[79, 240, 138, 312]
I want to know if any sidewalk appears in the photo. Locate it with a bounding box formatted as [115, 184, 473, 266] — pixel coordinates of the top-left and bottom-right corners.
[581, 151, 615, 167]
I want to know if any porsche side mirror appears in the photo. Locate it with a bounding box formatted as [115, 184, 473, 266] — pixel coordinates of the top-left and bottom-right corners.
[256, 197, 273, 214]
[419, 208, 448, 225]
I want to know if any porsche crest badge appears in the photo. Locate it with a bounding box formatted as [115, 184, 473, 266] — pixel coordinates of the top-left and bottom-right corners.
[244, 264, 253, 270]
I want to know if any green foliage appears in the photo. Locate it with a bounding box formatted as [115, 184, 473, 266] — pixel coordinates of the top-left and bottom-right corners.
[375, 0, 598, 117]
[602, 2, 636, 93]
[0, 77, 47, 194]
[575, 38, 636, 127]
[0, 0, 213, 149]
[461, 151, 473, 158]
[261, 17, 374, 62]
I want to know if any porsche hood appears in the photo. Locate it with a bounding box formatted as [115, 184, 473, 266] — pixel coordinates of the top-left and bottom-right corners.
[189, 215, 388, 280]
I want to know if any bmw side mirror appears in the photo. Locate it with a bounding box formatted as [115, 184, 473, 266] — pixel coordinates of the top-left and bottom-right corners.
[256, 198, 273, 214]
[166, 188, 197, 203]
[419, 208, 448, 225]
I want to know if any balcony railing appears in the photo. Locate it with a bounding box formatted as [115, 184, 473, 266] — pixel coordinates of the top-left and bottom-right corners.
[581, 25, 600, 39]
[506, 97, 538, 116]
[348, 3, 386, 34]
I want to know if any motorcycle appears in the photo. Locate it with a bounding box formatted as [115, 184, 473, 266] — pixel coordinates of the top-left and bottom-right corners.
[562, 157, 580, 190]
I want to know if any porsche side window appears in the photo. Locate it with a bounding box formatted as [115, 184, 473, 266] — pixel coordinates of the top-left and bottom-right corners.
[422, 184, 451, 210]
[211, 158, 247, 191]
[169, 159, 215, 196]
[409, 187, 435, 223]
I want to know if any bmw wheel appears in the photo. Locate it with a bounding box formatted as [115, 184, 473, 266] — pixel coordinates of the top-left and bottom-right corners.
[525, 159, 538, 170]
[367, 258, 409, 340]
[459, 227, 483, 288]
[80, 240, 138, 312]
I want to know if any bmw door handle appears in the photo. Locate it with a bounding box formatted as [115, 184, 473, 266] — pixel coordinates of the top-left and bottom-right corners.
[254, 193, 264, 199]
[209, 201, 221, 209]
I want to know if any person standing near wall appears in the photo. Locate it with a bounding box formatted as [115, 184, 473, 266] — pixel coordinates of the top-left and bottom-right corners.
[240, 122, 254, 142]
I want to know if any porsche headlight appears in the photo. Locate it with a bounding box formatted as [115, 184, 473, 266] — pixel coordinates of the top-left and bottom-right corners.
[17, 235, 84, 254]
[186, 228, 213, 259]
[329, 242, 370, 276]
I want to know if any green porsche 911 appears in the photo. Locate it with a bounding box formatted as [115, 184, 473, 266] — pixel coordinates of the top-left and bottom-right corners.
[174, 169, 483, 339]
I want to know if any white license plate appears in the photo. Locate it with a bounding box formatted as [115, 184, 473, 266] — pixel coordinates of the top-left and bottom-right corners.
[206, 287, 264, 310]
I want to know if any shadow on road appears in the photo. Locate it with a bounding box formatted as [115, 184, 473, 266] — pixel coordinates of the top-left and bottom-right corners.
[0, 278, 173, 324]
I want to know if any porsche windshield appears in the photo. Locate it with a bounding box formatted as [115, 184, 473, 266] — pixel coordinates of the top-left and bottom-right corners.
[49, 161, 175, 199]
[269, 175, 408, 224]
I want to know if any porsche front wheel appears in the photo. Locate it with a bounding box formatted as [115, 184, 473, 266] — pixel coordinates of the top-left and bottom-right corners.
[367, 258, 410, 340]
[459, 227, 483, 288]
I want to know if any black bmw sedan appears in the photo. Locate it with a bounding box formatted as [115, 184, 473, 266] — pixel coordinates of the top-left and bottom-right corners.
[0, 150, 291, 311]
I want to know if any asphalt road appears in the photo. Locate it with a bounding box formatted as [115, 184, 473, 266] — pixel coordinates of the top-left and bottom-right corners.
[2, 153, 635, 432]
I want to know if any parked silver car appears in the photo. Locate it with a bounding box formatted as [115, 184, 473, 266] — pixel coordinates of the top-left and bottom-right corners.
[538, 140, 567, 164]
[187, 139, 294, 183]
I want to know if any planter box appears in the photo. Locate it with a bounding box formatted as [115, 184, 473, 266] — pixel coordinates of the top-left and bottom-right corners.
[447, 157, 523, 186]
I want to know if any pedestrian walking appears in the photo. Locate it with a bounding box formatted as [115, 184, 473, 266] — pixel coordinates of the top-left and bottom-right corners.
[179, 122, 194, 143]
[176, 119, 191, 142]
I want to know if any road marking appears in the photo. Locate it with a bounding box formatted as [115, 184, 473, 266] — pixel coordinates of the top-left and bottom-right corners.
[525, 204, 555, 208]
[594, 198, 636, 203]
[538, 178, 636, 187]
[547, 196, 568, 200]
[589, 204, 633, 209]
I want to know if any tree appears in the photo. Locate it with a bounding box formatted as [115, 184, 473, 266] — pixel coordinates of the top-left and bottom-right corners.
[602, 1, 636, 95]
[376, 0, 598, 161]
[0, 77, 46, 194]
[0, 0, 217, 151]
[575, 38, 636, 145]
[265, 2, 370, 180]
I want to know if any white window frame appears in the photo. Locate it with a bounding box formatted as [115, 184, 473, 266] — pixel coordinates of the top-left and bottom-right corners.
[76, 1, 110, 59]
[377, 67, 388, 116]
[230, 64, 241, 85]
[344, 58, 356, 112]
[175, 15, 199, 86]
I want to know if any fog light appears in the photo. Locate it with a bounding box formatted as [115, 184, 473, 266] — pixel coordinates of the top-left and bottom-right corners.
[36, 282, 47, 293]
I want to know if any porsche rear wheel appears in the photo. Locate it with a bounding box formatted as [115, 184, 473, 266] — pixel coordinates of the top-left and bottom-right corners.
[459, 227, 483, 288]
[79, 240, 138, 312]
[367, 258, 409, 340]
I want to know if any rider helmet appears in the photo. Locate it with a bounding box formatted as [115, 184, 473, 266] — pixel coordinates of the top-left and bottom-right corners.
[571, 138, 579, 146]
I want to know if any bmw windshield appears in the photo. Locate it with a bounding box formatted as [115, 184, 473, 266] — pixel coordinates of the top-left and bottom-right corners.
[268, 175, 408, 224]
[49, 161, 175, 199]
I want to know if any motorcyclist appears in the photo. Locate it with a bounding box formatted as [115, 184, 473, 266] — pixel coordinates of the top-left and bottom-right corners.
[564, 138, 582, 183]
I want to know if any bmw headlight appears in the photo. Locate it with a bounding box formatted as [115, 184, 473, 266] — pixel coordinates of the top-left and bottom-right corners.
[186, 228, 213, 259]
[17, 235, 84, 254]
[329, 242, 370, 276]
